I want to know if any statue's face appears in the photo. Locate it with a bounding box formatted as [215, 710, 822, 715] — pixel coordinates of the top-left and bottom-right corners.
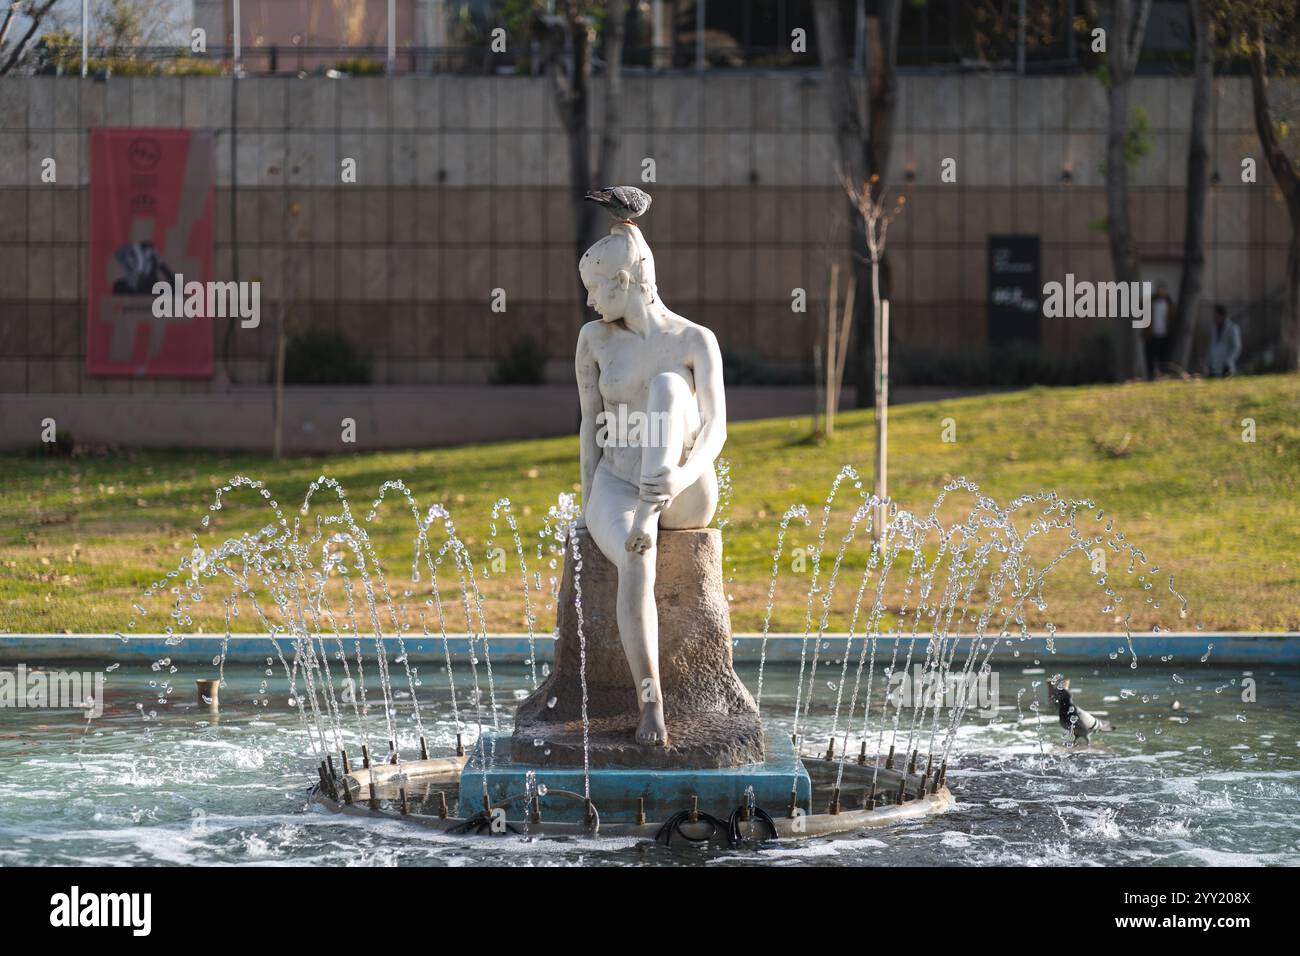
[580, 260, 630, 323]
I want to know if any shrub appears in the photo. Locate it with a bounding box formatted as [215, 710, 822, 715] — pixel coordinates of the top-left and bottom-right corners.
[490, 336, 548, 385]
[282, 328, 371, 385]
[333, 57, 386, 76]
[893, 334, 1116, 388]
[722, 348, 810, 386]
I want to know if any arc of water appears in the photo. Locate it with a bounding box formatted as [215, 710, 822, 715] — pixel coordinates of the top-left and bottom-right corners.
[825, 505, 885, 745]
[867, 543, 924, 795]
[428, 533, 491, 793]
[207, 553, 329, 753]
[797, 500, 872, 752]
[418, 547, 464, 745]
[567, 521, 593, 805]
[208, 479, 327, 713]
[902, 528, 970, 766]
[882, 521, 948, 769]
[490, 498, 540, 690]
[755, 504, 809, 713]
[832, 525, 900, 793]
[789, 464, 859, 757]
[921, 540, 992, 766]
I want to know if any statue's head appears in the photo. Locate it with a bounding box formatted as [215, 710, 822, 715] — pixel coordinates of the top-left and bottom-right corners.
[579, 223, 657, 323]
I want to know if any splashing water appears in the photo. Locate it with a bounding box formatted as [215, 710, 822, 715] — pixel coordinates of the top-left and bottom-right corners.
[112, 468, 1200, 830]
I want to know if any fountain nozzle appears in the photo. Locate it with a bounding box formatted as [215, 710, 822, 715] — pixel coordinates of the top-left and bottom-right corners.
[196, 678, 220, 711]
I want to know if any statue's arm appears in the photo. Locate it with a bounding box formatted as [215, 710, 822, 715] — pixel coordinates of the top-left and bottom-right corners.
[576, 325, 603, 521]
[678, 326, 728, 486]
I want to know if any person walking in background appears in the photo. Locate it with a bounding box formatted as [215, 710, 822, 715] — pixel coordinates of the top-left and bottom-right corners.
[1145, 282, 1174, 379]
[1204, 304, 1242, 377]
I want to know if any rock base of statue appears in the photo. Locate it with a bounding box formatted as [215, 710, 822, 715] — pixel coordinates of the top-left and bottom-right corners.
[511, 527, 765, 770]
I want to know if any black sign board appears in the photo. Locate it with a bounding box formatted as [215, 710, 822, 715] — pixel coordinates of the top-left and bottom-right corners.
[987, 235, 1041, 346]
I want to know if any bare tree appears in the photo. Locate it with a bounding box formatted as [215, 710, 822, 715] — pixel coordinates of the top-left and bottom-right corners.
[813, 0, 902, 409]
[1172, 0, 1214, 373]
[535, 0, 626, 322]
[0, 0, 59, 75]
[1239, 1, 1300, 371]
[1104, 0, 1154, 380]
[840, 170, 907, 539]
[823, 261, 855, 436]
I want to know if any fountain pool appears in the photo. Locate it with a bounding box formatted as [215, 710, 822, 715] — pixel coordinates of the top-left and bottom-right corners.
[0, 658, 1295, 866]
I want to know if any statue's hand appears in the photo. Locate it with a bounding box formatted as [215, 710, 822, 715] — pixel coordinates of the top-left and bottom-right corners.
[640, 464, 690, 501]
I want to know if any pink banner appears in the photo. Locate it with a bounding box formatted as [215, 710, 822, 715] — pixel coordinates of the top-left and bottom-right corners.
[87, 129, 215, 377]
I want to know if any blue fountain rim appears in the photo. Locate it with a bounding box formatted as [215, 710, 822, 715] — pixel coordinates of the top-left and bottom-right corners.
[1, 632, 1296, 665]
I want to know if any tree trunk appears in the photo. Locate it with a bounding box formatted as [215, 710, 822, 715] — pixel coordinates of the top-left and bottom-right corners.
[585, 0, 626, 259]
[564, 9, 593, 268]
[1172, 0, 1212, 373]
[812, 0, 900, 409]
[1105, 78, 1145, 379]
[1104, 0, 1151, 380]
[1288, 228, 1300, 371]
[0, 0, 58, 75]
[541, 1, 625, 328]
[1246, 19, 1300, 371]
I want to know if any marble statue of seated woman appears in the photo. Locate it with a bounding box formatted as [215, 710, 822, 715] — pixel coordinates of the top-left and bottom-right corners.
[574, 222, 727, 747]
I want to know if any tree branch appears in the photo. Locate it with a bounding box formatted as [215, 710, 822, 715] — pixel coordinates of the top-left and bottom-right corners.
[0, 0, 57, 76]
[1247, 19, 1300, 216]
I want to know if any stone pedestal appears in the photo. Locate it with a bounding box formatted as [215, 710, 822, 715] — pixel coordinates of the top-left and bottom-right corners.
[511, 527, 764, 769]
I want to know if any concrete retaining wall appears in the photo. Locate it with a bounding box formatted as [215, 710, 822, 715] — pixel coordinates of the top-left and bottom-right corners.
[2, 72, 1292, 399]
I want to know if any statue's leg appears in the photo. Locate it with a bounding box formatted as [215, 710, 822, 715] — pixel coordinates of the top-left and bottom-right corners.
[625, 371, 699, 554]
[586, 465, 669, 747]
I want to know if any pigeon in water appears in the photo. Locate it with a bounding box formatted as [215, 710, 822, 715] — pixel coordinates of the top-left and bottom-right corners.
[1051, 679, 1113, 742]
[584, 185, 652, 223]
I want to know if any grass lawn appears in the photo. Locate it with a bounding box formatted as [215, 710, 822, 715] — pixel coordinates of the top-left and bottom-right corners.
[1, 375, 1297, 635]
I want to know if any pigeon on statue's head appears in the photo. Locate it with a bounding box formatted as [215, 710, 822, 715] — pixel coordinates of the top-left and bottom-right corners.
[584, 185, 652, 223]
[1051, 679, 1113, 742]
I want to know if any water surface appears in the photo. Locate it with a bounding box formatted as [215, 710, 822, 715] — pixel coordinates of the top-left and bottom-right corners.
[0, 656, 1295, 866]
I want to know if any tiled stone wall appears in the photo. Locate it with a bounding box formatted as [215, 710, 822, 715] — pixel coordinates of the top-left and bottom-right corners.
[0, 72, 1289, 394]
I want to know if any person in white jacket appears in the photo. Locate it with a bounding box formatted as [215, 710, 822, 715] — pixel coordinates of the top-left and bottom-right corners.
[1204, 304, 1242, 377]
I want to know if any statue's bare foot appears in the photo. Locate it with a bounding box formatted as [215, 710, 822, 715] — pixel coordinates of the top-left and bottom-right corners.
[624, 501, 659, 554]
[636, 700, 668, 747]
